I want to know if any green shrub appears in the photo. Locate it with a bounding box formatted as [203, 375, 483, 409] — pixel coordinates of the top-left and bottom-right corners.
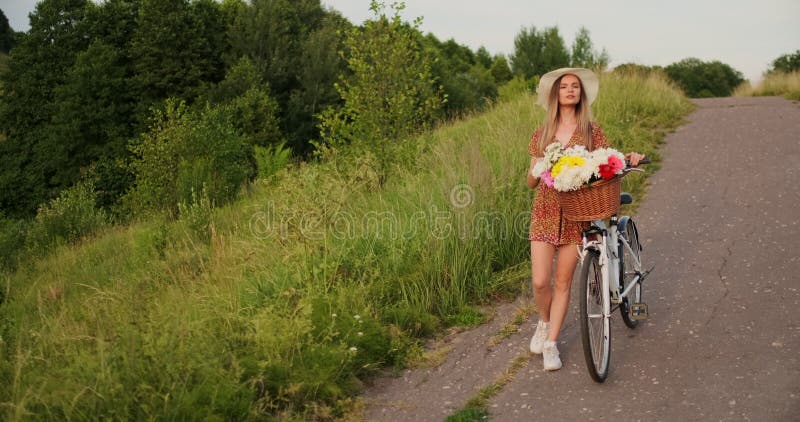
[254, 142, 292, 179]
[497, 75, 536, 102]
[24, 180, 107, 256]
[664, 58, 745, 97]
[317, 1, 443, 184]
[0, 214, 28, 272]
[125, 99, 253, 217]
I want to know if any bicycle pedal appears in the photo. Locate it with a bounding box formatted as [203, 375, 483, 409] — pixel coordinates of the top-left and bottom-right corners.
[630, 303, 649, 320]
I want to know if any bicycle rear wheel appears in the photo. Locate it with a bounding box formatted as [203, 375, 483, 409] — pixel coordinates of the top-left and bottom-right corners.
[579, 251, 610, 382]
[619, 219, 643, 328]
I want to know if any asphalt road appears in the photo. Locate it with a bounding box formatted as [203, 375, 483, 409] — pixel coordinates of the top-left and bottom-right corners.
[489, 96, 800, 421]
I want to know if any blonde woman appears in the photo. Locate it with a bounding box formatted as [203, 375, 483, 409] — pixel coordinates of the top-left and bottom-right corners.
[526, 68, 644, 371]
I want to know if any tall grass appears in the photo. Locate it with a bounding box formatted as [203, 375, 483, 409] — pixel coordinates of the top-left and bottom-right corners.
[0, 72, 692, 419]
[734, 71, 800, 100]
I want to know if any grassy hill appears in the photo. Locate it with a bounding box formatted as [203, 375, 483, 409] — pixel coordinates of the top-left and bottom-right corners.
[0, 71, 692, 420]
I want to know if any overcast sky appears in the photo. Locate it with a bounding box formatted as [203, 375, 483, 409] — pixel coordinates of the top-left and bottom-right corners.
[4, 0, 798, 82]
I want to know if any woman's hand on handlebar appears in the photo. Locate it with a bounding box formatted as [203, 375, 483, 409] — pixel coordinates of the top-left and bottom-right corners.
[625, 152, 646, 167]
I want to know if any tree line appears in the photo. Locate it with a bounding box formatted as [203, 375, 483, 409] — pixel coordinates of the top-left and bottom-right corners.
[0, 0, 609, 221]
[2, 0, 788, 227]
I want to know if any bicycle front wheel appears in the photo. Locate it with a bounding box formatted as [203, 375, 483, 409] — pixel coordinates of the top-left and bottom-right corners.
[579, 251, 610, 382]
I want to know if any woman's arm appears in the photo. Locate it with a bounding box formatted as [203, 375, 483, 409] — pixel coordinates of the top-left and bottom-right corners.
[527, 157, 540, 189]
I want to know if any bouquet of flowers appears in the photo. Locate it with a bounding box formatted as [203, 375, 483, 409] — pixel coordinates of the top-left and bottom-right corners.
[531, 143, 626, 192]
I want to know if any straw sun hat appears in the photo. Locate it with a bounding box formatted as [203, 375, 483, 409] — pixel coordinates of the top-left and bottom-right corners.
[536, 67, 599, 109]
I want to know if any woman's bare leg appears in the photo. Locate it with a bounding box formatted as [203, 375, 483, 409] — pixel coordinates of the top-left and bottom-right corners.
[547, 245, 580, 341]
[531, 241, 556, 322]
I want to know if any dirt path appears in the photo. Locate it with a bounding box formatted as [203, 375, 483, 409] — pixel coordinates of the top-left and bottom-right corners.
[361, 96, 800, 421]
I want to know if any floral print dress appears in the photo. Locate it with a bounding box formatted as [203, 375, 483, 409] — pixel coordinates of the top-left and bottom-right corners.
[528, 123, 610, 246]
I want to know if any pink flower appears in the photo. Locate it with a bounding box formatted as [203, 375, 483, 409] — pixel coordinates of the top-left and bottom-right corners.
[607, 155, 624, 173]
[541, 169, 555, 187]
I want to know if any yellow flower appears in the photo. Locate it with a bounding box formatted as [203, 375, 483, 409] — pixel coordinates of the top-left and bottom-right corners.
[551, 156, 586, 178]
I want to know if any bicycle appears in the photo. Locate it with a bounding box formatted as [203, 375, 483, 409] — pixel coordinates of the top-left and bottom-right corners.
[578, 161, 654, 383]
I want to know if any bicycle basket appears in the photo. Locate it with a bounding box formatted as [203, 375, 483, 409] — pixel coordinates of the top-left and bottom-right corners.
[557, 176, 621, 221]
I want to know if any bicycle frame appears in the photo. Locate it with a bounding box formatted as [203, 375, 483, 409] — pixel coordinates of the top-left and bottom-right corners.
[580, 216, 622, 304]
[579, 216, 641, 305]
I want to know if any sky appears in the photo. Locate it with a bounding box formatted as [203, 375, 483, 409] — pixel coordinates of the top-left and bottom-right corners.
[3, 0, 798, 83]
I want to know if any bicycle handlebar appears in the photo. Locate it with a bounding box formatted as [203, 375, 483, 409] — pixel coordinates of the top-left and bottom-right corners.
[626, 158, 651, 167]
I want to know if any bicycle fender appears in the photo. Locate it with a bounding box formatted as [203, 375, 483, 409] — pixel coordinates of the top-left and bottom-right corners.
[616, 217, 640, 252]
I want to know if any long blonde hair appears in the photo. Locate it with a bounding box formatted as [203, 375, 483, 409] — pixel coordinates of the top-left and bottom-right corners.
[536, 74, 594, 155]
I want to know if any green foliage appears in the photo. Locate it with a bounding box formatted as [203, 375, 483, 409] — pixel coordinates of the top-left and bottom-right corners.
[769, 50, 800, 74]
[318, 1, 443, 182]
[664, 58, 745, 98]
[475, 47, 492, 68]
[24, 180, 108, 257]
[447, 407, 489, 421]
[425, 35, 498, 116]
[497, 75, 536, 102]
[0, 0, 92, 217]
[130, 0, 226, 110]
[85, 157, 134, 214]
[125, 100, 253, 217]
[613, 62, 665, 76]
[227, 0, 334, 152]
[0, 214, 28, 271]
[0, 8, 18, 54]
[490, 55, 513, 84]
[49, 40, 134, 190]
[570, 26, 609, 70]
[254, 142, 293, 179]
[286, 11, 351, 154]
[510, 26, 569, 79]
[202, 56, 284, 148]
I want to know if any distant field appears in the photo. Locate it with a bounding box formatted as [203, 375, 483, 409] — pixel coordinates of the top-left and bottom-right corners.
[735, 71, 800, 101]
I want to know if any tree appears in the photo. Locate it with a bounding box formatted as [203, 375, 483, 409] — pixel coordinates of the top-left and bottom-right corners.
[318, 1, 443, 181]
[201, 56, 283, 149]
[510, 26, 569, 79]
[769, 50, 800, 74]
[424, 34, 498, 115]
[129, 0, 225, 112]
[227, 0, 333, 152]
[125, 100, 253, 217]
[0, 0, 91, 217]
[570, 26, 609, 70]
[0, 8, 18, 53]
[664, 58, 745, 97]
[49, 40, 134, 189]
[475, 46, 492, 68]
[285, 11, 351, 154]
[490, 55, 513, 84]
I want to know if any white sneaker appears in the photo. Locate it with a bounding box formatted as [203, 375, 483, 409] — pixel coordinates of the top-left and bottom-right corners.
[529, 320, 550, 354]
[543, 340, 562, 371]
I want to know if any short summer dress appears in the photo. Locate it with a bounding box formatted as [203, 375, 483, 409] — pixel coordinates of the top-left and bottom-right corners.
[528, 123, 610, 246]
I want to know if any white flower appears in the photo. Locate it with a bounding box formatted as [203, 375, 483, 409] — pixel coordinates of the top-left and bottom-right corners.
[553, 165, 588, 191]
[349, 346, 358, 353]
[563, 145, 590, 159]
[357, 331, 364, 336]
[331, 313, 337, 318]
[531, 159, 549, 178]
[353, 314, 361, 320]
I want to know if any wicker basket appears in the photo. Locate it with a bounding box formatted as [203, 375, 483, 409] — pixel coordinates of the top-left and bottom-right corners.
[558, 176, 621, 221]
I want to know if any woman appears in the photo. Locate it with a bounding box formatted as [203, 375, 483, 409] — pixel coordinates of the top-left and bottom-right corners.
[526, 68, 644, 371]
